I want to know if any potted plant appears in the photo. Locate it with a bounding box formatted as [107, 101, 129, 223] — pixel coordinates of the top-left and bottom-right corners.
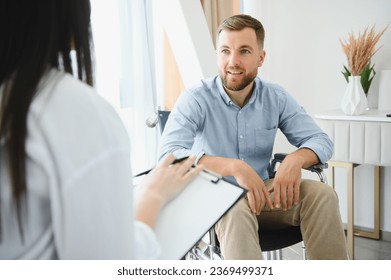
[339, 25, 387, 115]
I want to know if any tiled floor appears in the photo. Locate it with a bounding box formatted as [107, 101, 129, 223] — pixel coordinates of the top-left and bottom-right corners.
[281, 236, 391, 260]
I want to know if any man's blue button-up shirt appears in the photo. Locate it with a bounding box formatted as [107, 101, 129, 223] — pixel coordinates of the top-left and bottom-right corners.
[158, 76, 333, 181]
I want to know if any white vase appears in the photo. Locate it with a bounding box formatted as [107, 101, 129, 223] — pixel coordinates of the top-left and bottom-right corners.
[341, 75, 368, 115]
[378, 70, 391, 111]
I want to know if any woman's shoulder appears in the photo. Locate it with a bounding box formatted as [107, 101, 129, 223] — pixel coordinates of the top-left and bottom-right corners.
[35, 69, 103, 112]
[33, 70, 118, 122]
[30, 69, 129, 147]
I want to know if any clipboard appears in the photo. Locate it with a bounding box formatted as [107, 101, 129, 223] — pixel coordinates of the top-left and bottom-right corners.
[134, 169, 246, 260]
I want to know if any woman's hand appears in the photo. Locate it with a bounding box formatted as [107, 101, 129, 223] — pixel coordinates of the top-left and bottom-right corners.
[136, 154, 203, 228]
[139, 154, 203, 205]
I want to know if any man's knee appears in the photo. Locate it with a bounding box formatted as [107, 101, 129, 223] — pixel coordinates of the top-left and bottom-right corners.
[225, 197, 251, 217]
[300, 179, 339, 205]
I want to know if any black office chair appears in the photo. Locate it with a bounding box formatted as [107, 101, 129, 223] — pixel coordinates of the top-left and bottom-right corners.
[155, 109, 328, 260]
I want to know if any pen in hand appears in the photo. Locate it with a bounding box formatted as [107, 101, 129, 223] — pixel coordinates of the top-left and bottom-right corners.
[133, 156, 191, 178]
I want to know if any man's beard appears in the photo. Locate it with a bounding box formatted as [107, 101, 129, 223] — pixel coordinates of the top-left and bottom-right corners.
[220, 69, 257, 91]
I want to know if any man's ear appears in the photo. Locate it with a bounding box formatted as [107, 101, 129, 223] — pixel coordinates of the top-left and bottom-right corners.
[258, 50, 266, 67]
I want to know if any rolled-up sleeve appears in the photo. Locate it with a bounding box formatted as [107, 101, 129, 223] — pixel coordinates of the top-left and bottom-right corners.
[299, 135, 333, 164]
[278, 91, 333, 164]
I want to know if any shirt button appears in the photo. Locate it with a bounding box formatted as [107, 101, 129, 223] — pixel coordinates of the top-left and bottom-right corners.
[241, 158, 245, 161]
[239, 135, 243, 139]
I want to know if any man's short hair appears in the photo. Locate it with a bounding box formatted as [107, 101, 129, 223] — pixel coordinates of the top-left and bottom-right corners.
[216, 14, 265, 50]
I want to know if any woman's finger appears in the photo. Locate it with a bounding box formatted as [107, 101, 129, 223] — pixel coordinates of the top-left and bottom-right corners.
[175, 156, 196, 175]
[182, 164, 203, 183]
[159, 153, 176, 168]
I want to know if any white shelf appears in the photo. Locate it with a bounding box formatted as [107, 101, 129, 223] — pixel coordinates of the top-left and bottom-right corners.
[315, 109, 391, 166]
[315, 109, 391, 123]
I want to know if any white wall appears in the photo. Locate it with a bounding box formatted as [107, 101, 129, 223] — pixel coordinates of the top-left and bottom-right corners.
[243, 0, 391, 233]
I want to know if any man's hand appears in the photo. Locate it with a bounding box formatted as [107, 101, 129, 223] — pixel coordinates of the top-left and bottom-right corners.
[269, 154, 302, 210]
[198, 155, 273, 214]
[269, 148, 319, 210]
[232, 160, 274, 214]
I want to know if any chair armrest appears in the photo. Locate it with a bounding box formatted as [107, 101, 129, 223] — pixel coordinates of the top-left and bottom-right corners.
[268, 153, 328, 180]
[306, 162, 328, 173]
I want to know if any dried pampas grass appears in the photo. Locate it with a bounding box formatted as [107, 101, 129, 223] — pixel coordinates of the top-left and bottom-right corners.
[340, 25, 387, 75]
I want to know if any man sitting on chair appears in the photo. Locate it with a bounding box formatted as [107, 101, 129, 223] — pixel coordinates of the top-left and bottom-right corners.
[158, 14, 348, 260]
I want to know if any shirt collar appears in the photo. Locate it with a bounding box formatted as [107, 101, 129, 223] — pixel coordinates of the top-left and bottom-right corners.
[216, 76, 261, 107]
[216, 76, 232, 105]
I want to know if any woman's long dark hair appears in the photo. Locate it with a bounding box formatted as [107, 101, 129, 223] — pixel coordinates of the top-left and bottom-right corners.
[0, 0, 94, 241]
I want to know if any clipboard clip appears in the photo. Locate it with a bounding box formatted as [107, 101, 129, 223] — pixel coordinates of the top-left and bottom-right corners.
[201, 168, 223, 184]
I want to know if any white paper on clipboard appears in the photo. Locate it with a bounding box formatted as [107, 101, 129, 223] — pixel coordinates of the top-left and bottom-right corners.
[134, 169, 246, 260]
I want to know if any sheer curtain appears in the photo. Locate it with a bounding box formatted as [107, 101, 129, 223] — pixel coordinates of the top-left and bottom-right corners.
[91, 0, 158, 173]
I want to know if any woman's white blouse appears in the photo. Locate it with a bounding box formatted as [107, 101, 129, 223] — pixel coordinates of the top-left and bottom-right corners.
[0, 70, 160, 259]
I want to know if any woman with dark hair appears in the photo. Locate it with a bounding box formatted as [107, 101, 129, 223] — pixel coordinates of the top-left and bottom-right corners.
[0, 0, 201, 259]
